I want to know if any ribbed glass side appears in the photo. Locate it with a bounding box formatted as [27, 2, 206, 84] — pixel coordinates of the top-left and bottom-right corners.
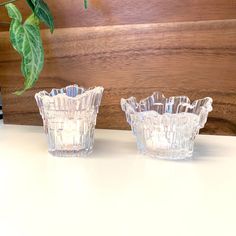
[121, 92, 213, 160]
[35, 85, 104, 157]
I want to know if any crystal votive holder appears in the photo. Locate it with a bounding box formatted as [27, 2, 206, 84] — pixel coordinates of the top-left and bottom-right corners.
[121, 92, 213, 160]
[35, 85, 104, 157]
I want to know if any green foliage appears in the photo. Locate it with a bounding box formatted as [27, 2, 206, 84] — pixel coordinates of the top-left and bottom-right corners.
[84, 0, 88, 9]
[1, 0, 86, 95]
[26, 0, 54, 33]
[6, 3, 44, 95]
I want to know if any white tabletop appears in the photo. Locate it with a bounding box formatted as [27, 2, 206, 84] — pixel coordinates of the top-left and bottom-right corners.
[0, 124, 235, 236]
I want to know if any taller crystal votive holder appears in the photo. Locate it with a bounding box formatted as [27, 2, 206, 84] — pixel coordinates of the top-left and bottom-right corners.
[35, 85, 104, 157]
[121, 92, 213, 160]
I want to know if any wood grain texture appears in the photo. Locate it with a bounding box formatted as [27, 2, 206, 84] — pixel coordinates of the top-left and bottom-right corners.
[1, 87, 236, 135]
[1, 0, 236, 31]
[0, 20, 236, 134]
[0, 20, 236, 135]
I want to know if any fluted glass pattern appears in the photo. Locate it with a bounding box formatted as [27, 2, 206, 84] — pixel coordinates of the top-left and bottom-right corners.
[121, 92, 213, 160]
[35, 85, 104, 157]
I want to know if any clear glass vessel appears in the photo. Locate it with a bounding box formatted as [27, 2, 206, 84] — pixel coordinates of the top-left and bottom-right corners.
[35, 85, 104, 157]
[121, 92, 213, 160]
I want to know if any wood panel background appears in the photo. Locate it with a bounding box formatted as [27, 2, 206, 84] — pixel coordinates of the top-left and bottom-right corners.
[0, 0, 236, 135]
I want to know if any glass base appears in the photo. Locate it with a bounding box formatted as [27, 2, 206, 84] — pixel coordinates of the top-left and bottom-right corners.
[135, 129, 196, 160]
[46, 124, 96, 157]
[139, 148, 193, 160]
[49, 148, 93, 157]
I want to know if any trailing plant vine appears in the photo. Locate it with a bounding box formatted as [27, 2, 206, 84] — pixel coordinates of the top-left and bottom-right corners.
[0, 0, 54, 95]
[1, 0, 88, 95]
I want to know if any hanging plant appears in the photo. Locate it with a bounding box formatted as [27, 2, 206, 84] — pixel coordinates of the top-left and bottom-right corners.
[0, 0, 54, 95]
[1, 0, 87, 95]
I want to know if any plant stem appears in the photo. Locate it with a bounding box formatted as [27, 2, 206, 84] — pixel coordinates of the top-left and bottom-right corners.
[0, 0, 17, 6]
[84, 0, 88, 9]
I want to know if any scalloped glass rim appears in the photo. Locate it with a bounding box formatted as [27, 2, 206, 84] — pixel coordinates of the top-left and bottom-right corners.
[120, 92, 213, 160]
[34, 85, 104, 157]
[35, 85, 104, 101]
[121, 92, 213, 116]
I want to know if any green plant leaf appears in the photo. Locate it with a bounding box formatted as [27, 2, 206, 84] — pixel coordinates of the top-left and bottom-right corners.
[6, 3, 44, 95]
[84, 0, 88, 9]
[26, 0, 34, 11]
[5, 1, 22, 21]
[26, 0, 54, 33]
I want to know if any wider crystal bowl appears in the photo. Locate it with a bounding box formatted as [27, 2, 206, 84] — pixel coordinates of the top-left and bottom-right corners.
[35, 85, 104, 157]
[121, 92, 213, 160]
